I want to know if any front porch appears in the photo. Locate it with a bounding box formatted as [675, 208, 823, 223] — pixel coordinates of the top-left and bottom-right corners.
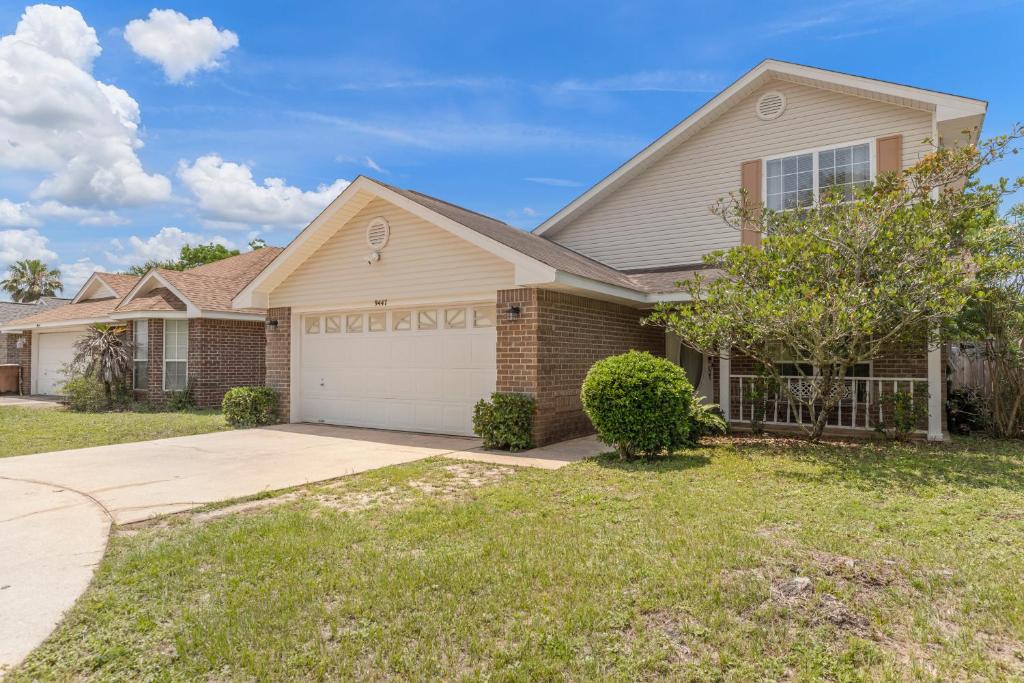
[714, 343, 946, 440]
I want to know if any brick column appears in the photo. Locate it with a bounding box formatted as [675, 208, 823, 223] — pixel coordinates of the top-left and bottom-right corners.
[266, 307, 291, 421]
[17, 332, 31, 395]
[147, 318, 165, 406]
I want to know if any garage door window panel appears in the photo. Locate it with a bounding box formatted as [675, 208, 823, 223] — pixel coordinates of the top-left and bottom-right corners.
[163, 319, 188, 391]
[324, 315, 341, 334]
[444, 308, 466, 329]
[368, 312, 386, 332]
[393, 311, 411, 331]
[473, 306, 495, 328]
[346, 314, 363, 333]
[417, 310, 437, 330]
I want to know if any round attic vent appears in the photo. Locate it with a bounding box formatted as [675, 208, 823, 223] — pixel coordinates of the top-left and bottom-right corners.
[366, 217, 391, 250]
[756, 91, 786, 121]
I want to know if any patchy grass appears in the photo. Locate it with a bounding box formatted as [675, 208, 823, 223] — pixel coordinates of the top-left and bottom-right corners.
[0, 406, 230, 457]
[10, 438, 1024, 681]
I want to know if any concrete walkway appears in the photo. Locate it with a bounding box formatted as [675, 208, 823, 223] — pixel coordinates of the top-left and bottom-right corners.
[0, 395, 61, 409]
[0, 423, 600, 673]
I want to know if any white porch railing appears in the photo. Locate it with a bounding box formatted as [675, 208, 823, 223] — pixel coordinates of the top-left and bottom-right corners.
[730, 375, 929, 431]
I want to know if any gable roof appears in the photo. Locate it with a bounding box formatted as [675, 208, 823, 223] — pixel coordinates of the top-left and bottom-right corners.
[1, 249, 282, 331]
[116, 247, 284, 316]
[234, 176, 694, 310]
[533, 59, 987, 236]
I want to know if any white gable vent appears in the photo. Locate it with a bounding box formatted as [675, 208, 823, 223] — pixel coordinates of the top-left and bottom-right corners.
[756, 91, 786, 121]
[366, 217, 391, 250]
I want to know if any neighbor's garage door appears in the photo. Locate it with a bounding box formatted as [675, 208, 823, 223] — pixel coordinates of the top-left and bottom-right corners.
[35, 330, 81, 395]
[299, 303, 497, 436]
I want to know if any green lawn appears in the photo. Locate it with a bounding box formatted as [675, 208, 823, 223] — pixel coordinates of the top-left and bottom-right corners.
[10, 437, 1024, 681]
[0, 406, 230, 457]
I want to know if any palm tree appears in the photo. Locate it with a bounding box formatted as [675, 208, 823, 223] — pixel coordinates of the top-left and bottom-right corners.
[72, 324, 134, 404]
[0, 259, 63, 302]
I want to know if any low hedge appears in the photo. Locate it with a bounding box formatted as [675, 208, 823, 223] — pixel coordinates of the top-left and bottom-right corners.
[222, 386, 278, 427]
[473, 392, 535, 451]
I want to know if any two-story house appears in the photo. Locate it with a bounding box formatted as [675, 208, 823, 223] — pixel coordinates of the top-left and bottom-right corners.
[232, 60, 987, 444]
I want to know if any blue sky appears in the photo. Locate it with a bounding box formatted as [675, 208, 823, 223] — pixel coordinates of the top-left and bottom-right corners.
[0, 0, 1021, 296]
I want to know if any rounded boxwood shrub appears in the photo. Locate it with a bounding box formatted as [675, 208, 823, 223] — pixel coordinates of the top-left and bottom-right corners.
[472, 392, 535, 451]
[581, 350, 698, 458]
[222, 386, 278, 427]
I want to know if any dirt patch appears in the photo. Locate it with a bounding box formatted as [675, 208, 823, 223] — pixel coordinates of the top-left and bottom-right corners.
[315, 462, 514, 513]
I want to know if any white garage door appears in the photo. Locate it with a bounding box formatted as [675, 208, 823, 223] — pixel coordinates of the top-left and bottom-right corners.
[36, 330, 81, 395]
[299, 304, 497, 436]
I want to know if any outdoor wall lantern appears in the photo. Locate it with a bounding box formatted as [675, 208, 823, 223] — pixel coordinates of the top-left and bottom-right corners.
[266, 319, 279, 329]
[504, 305, 521, 322]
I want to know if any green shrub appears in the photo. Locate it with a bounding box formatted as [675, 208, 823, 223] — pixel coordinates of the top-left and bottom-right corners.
[167, 381, 195, 411]
[222, 386, 278, 427]
[473, 392, 535, 451]
[875, 390, 928, 441]
[692, 402, 728, 438]
[946, 387, 990, 435]
[61, 371, 132, 412]
[61, 373, 109, 412]
[581, 351, 698, 458]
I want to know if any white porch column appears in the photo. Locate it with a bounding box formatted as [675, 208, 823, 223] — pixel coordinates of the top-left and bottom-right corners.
[927, 342, 944, 441]
[719, 349, 731, 422]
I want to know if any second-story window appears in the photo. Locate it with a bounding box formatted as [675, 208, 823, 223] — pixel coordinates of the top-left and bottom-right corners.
[765, 141, 872, 210]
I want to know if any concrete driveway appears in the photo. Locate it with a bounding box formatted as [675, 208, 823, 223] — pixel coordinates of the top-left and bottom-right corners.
[0, 423, 597, 673]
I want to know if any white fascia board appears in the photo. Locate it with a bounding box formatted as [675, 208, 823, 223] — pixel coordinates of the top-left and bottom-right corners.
[194, 310, 266, 321]
[109, 311, 187, 321]
[1, 317, 113, 333]
[71, 273, 116, 303]
[533, 59, 987, 237]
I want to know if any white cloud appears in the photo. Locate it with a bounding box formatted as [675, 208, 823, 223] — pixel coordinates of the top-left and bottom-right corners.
[524, 177, 584, 188]
[0, 199, 41, 227]
[30, 201, 126, 225]
[550, 70, 721, 93]
[0, 228, 57, 268]
[58, 257, 105, 291]
[105, 226, 235, 266]
[178, 154, 348, 227]
[10, 4, 100, 69]
[0, 4, 171, 208]
[364, 156, 384, 173]
[124, 9, 238, 83]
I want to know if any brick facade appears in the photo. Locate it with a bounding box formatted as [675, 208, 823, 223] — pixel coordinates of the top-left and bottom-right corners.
[131, 317, 266, 408]
[265, 307, 291, 421]
[17, 332, 30, 395]
[497, 288, 664, 446]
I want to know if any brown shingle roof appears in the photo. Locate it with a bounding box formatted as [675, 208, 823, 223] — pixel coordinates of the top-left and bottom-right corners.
[624, 267, 725, 294]
[116, 248, 284, 314]
[96, 273, 141, 297]
[1, 297, 120, 328]
[0, 297, 69, 324]
[114, 287, 186, 313]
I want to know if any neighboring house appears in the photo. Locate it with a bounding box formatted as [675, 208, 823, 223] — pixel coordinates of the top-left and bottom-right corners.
[234, 60, 985, 444]
[0, 297, 69, 369]
[1, 249, 282, 404]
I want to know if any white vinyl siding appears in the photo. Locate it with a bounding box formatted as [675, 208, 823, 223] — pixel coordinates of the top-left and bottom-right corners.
[163, 319, 188, 391]
[133, 320, 148, 390]
[548, 79, 933, 269]
[269, 198, 516, 309]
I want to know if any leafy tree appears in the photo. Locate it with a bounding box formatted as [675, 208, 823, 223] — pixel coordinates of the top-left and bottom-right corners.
[124, 242, 241, 275]
[1, 259, 63, 302]
[71, 323, 134, 405]
[248, 238, 266, 250]
[647, 126, 1024, 440]
[957, 203, 1024, 436]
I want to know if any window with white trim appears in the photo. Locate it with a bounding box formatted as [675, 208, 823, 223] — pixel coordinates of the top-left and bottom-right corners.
[163, 319, 188, 391]
[766, 141, 872, 210]
[133, 320, 148, 391]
